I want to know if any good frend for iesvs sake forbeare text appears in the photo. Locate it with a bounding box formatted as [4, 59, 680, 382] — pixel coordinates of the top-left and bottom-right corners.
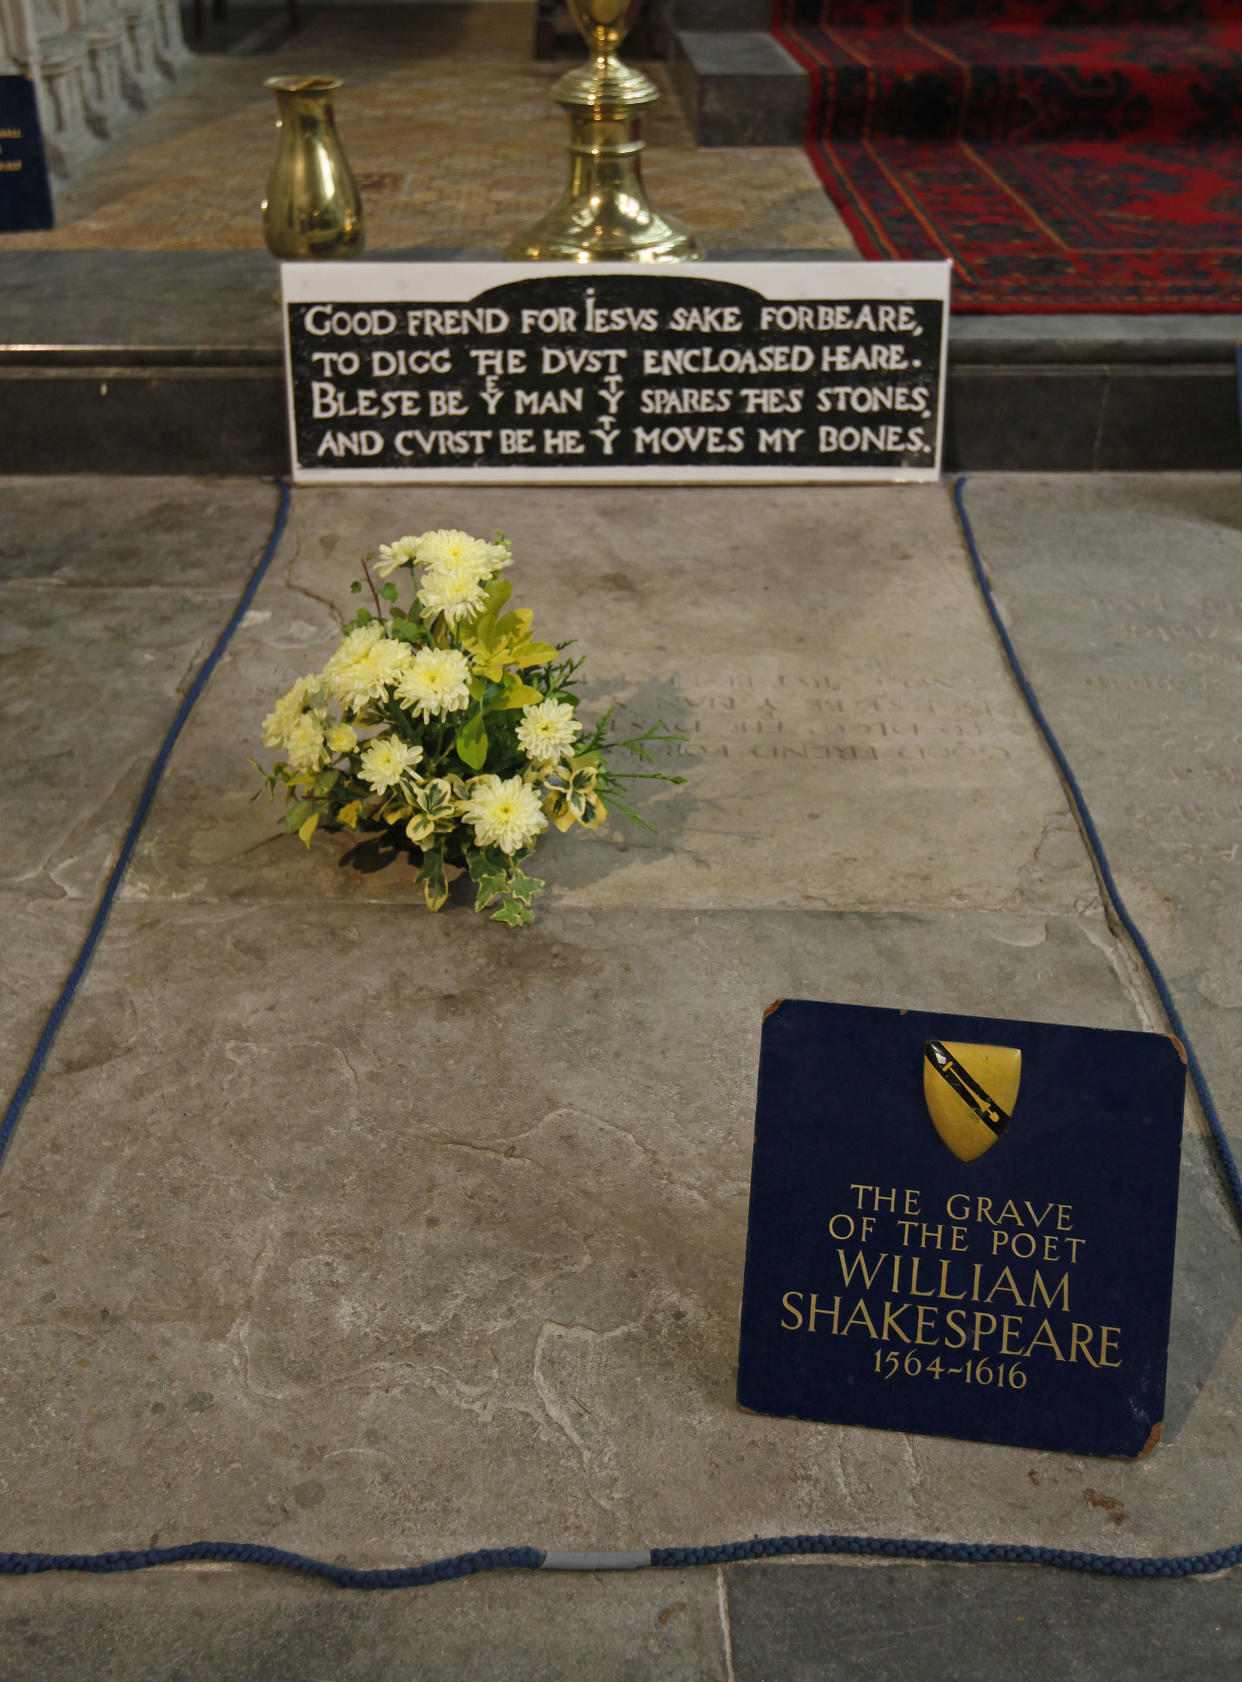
[282, 262, 949, 483]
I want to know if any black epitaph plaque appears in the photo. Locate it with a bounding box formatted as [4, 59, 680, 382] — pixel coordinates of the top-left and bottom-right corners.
[737, 1000, 1187, 1458]
[0, 77, 53, 234]
[282, 261, 949, 483]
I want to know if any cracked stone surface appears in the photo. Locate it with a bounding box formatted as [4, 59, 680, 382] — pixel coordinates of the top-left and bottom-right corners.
[0, 477, 282, 1098]
[1, 474, 1240, 1678]
[0, 905, 1237, 1567]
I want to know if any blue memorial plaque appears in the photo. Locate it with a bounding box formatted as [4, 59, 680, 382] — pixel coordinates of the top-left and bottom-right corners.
[737, 1000, 1187, 1459]
[0, 76, 53, 233]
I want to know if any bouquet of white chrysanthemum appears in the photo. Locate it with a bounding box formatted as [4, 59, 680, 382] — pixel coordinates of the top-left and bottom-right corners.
[255, 528, 683, 925]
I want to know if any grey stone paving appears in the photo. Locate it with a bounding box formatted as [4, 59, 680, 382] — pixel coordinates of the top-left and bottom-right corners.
[727, 1561, 1242, 1682]
[0, 476, 281, 1096]
[0, 474, 1240, 1678]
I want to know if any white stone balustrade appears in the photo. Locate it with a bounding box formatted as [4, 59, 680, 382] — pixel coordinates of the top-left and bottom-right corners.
[0, 0, 184, 179]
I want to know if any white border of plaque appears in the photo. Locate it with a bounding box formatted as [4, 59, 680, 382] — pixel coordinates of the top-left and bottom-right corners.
[282, 261, 950, 486]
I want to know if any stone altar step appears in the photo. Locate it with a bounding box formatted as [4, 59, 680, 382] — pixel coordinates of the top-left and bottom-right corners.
[0, 249, 1237, 474]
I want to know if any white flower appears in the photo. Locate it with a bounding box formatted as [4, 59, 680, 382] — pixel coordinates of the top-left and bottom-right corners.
[326, 722, 357, 755]
[374, 536, 420, 577]
[261, 674, 322, 749]
[417, 557, 490, 627]
[358, 734, 424, 794]
[414, 529, 498, 576]
[394, 647, 473, 720]
[516, 698, 580, 764]
[412, 529, 508, 626]
[284, 711, 328, 775]
[321, 625, 414, 714]
[462, 774, 548, 855]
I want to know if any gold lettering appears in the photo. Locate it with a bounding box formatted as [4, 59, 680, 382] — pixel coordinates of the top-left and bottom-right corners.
[837, 1248, 886, 1290]
[944, 1308, 968, 1348]
[1023, 1318, 1066, 1361]
[1057, 1204, 1074, 1231]
[807, 1293, 839, 1333]
[986, 1266, 1024, 1306]
[880, 1300, 911, 1342]
[938, 1258, 967, 1300]
[972, 1312, 997, 1350]
[1000, 1314, 1024, 1355]
[1069, 1322, 1099, 1366]
[946, 1193, 969, 1221]
[840, 1298, 878, 1338]
[908, 1257, 938, 1299]
[915, 1305, 939, 1345]
[1099, 1326, 1122, 1368]
[1029, 1269, 1071, 1312]
[780, 1291, 804, 1330]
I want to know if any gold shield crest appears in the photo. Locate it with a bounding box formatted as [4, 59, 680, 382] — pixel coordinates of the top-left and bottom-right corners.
[924, 1040, 1022, 1162]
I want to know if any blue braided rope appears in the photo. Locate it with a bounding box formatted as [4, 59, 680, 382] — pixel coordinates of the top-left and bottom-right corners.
[951, 475, 1242, 1226]
[652, 1535, 1242, 1575]
[0, 481, 292, 1175]
[0, 1542, 541, 1588]
[0, 474, 1239, 1591]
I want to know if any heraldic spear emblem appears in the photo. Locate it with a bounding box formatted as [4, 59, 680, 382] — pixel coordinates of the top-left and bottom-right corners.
[924, 1040, 1022, 1162]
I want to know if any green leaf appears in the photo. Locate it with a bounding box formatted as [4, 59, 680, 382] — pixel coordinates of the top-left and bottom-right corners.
[506, 866, 545, 906]
[481, 576, 512, 615]
[490, 679, 544, 712]
[464, 845, 507, 911]
[511, 639, 560, 669]
[455, 711, 489, 770]
[416, 848, 448, 912]
[473, 868, 507, 912]
[350, 580, 362, 594]
[313, 767, 340, 795]
[492, 899, 534, 928]
[379, 581, 398, 602]
[283, 798, 313, 833]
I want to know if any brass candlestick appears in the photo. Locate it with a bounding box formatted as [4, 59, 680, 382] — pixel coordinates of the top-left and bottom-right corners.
[262, 76, 364, 261]
[507, 0, 701, 263]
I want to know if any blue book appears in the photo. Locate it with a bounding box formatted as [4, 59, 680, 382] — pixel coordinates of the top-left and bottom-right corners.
[0, 76, 53, 233]
[737, 999, 1186, 1458]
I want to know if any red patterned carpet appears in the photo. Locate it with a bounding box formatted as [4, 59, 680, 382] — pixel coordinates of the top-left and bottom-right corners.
[772, 1, 1242, 312]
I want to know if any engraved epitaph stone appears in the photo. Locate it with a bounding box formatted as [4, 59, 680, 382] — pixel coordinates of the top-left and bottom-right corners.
[737, 1001, 1187, 1458]
[0, 77, 53, 234]
[281, 260, 949, 484]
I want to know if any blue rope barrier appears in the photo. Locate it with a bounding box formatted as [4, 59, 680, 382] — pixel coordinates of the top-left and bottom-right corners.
[0, 474, 1238, 1592]
[0, 480, 291, 1175]
[951, 475, 1242, 1227]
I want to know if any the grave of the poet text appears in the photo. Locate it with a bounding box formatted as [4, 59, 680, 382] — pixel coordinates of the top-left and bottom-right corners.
[282, 262, 949, 484]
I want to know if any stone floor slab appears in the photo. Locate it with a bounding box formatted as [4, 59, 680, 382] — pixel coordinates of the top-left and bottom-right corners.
[725, 1561, 1242, 1682]
[0, 1567, 728, 1682]
[1, 904, 1235, 1565]
[129, 483, 1099, 917]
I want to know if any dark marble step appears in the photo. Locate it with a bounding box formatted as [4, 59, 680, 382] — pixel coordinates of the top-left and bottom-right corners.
[671, 30, 809, 147]
[1, 250, 1238, 473]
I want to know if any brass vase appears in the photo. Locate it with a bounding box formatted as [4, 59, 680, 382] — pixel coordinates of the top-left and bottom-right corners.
[262, 76, 364, 261]
[506, 0, 701, 263]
